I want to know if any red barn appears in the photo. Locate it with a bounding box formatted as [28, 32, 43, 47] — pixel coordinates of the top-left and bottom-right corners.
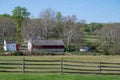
[28, 40, 64, 52]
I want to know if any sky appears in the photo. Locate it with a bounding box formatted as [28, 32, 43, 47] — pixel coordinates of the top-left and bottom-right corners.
[0, 0, 120, 23]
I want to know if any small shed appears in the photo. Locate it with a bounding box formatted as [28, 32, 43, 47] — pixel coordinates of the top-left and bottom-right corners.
[28, 40, 64, 52]
[4, 40, 19, 51]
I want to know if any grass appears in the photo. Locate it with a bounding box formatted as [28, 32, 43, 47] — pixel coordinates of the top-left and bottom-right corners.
[0, 56, 119, 71]
[0, 55, 119, 62]
[0, 73, 120, 80]
[82, 33, 99, 44]
[0, 55, 120, 62]
[0, 56, 120, 80]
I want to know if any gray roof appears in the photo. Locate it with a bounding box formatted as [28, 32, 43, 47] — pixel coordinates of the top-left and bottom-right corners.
[5, 40, 16, 44]
[32, 40, 64, 46]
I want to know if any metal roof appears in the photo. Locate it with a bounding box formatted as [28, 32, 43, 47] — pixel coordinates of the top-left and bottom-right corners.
[5, 40, 16, 44]
[32, 40, 64, 46]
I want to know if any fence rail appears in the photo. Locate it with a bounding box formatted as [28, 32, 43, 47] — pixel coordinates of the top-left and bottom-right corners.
[0, 58, 120, 75]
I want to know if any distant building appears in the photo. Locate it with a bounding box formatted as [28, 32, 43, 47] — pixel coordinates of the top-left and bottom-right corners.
[80, 46, 89, 52]
[4, 40, 19, 51]
[28, 39, 64, 52]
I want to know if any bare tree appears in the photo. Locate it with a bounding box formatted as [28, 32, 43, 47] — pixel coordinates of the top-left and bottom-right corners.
[63, 15, 81, 49]
[21, 19, 43, 40]
[98, 23, 120, 55]
[39, 8, 56, 39]
[0, 17, 16, 40]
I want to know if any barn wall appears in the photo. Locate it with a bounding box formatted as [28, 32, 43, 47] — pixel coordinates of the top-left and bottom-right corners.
[32, 45, 64, 52]
[33, 45, 64, 49]
[32, 48, 64, 52]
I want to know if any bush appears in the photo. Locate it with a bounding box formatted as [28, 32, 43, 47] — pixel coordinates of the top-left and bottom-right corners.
[11, 51, 23, 56]
[101, 51, 109, 55]
[31, 52, 65, 56]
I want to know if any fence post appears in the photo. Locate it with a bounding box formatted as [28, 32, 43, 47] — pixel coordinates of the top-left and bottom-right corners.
[22, 58, 25, 73]
[61, 58, 63, 74]
[99, 61, 101, 74]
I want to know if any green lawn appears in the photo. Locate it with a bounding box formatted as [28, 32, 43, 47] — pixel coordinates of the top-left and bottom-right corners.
[0, 73, 119, 80]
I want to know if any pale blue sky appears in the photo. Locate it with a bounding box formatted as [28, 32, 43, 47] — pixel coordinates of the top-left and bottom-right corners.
[0, 0, 120, 23]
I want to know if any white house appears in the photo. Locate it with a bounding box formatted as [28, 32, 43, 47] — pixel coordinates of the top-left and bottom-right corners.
[4, 40, 19, 51]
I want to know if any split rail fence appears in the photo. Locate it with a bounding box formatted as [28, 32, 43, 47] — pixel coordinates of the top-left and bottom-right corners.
[0, 58, 120, 75]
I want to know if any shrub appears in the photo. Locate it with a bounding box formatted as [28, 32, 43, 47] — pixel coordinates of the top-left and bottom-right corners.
[11, 51, 23, 56]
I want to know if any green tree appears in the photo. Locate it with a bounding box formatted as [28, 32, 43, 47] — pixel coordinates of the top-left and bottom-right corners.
[55, 12, 62, 22]
[88, 23, 103, 32]
[0, 14, 11, 18]
[53, 12, 63, 38]
[12, 6, 30, 42]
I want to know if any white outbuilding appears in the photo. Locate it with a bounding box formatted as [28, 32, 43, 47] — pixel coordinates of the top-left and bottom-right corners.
[4, 40, 19, 51]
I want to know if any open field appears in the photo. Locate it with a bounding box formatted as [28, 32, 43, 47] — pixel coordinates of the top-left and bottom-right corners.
[0, 55, 120, 62]
[0, 55, 120, 75]
[0, 73, 120, 80]
[0, 56, 120, 80]
[82, 33, 99, 43]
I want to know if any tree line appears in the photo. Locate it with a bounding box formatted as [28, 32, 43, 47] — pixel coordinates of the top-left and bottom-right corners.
[0, 6, 120, 55]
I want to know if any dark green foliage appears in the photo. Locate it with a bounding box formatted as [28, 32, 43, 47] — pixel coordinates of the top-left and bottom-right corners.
[12, 6, 30, 43]
[0, 14, 11, 18]
[12, 51, 23, 56]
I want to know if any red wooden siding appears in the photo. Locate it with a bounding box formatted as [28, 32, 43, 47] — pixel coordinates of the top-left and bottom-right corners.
[16, 44, 20, 51]
[33, 45, 64, 49]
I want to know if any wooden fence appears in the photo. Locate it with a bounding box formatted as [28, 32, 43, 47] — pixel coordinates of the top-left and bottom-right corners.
[0, 58, 120, 75]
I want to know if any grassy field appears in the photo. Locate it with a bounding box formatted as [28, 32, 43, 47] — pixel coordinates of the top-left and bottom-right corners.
[0, 55, 120, 62]
[0, 56, 120, 80]
[0, 73, 120, 80]
[82, 33, 99, 43]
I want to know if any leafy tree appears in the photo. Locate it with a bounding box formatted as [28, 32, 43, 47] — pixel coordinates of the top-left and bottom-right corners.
[97, 23, 120, 55]
[55, 12, 62, 22]
[12, 6, 30, 42]
[53, 12, 64, 38]
[0, 14, 11, 18]
[88, 23, 103, 32]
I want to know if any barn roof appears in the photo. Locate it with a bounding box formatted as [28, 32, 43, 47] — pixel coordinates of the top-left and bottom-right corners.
[32, 40, 64, 46]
